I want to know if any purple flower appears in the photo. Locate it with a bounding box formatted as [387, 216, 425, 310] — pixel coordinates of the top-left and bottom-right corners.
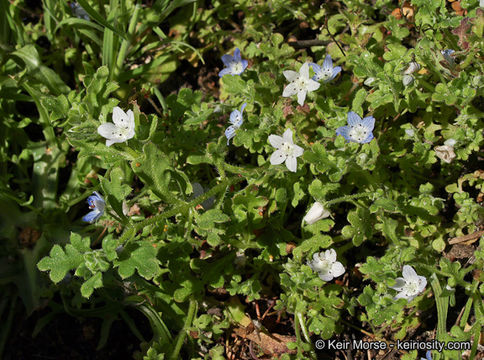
[336, 111, 375, 144]
[218, 48, 248, 77]
[82, 191, 105, 223]
[310, 55, 341, 83]
[225, 103, 247, 145]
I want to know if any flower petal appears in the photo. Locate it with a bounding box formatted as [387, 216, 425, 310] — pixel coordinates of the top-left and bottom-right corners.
[282, 128, 293, 143]
[402, 265, 418, 280]
[347, 111, 362, 126]
[112, 107, 130, 128]
[306, 79, 320, 92]
[292, 144, 304, 157]
[328, 66, 341, 81]
[417, 276, 427, 293]
[390, 277, 406, 291]
[233, 48, 241, 62]
[98, 123, 122, 139]
[335, 126, 350, 141]
[268, 134, 284, 148]
[325, 249, 337, 262]
[323, 54, 333, 69]
[309, 62, 321, 73]
[330, 262, 345, 278]
[270, 149, 287, 165]
[240, 102, 247, 114]
[318, 273, 334, 281]
[221, 54, 233, 66]
[218, 67, 232, 77]
[285, 155, 297, 172]
[360, 132, 374, 144]
[83, 209, 101, 223]
[225, 125, 236, 145]
[229, 110, 243, 126]
[361, 116, 375, 132]
[282, 83, 298, 97]
[283, 70, 299, 82]
[299, 62, 310, 79]
[297, 89, 307, 106]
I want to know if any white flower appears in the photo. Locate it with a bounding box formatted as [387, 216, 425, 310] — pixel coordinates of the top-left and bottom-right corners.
[390, 265, 427, 302]
[308, 249, 345, 282]
[444, 138, 456, 147]
[434, 144, 456, 164]
[268, 129, 304, 172]
[303, 202, 330, 225]
[97, 106, 135, 147]
[282, 63, 320, 106]
[405, 128, 415, 137]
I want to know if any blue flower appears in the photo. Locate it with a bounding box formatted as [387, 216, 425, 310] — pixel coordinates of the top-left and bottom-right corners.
[336, 111, 375, 144]
[421, 350, 432, 360]
[82, 191, 105, 223]
[70, 2, 90, 21]
[218, 48, 248, 77]
[310, 55, 341, 83]
[225, 103, 247, 145]
[441, 49, 455, 67]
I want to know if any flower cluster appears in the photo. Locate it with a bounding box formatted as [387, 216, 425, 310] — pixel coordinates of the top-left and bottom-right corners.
[89, 48, 432, 310]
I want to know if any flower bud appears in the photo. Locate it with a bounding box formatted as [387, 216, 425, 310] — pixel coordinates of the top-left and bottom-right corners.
[402, 74, 414, 86]
[403, 61, 420, 75]
[303, 202, 330, 225]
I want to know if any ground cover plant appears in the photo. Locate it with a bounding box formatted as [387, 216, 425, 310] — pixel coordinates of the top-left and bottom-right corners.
[0, 0, 483, 359]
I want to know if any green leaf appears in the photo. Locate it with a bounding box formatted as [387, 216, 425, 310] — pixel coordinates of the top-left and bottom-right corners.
[80, 272, 103, 298]
[37, 233, 90, 283]
[101, 167, 132, 217]
[115, 242, 161, 280]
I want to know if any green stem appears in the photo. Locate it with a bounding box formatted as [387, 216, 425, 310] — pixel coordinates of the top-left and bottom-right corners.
[169, 299, 197, 360]
[118, 176, 243, 245]
[114, 4, 140, 78]
[430, 273, 448, 360]
[297, 312, 317, 360]
[324, 191, 375, 207]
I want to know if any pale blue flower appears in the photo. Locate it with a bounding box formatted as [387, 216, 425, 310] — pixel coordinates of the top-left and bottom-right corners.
[225, 103, 247, 145]
[441, 49, 455, 67]
[83, 191, 105, 223]
[310, 55, 341, 83]
[218, 48, 248, 77]
[70, 2, 90, 21]
[336, 111, 375, 144]
[421, 350, 432, 360]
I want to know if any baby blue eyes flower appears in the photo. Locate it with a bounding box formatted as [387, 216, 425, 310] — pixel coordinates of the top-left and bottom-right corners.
[70, 2, 90, 21]
[282, 63, 320, 106]
[421, 350, 432, 360]
[310, 55, 341, 83]
[218, 48, 248, 77]
[225, 103, 247, 145]
[97, 106, 135, 147]
[336, 111, 375, 144]
[441, 49, 455, 67]
[82, 191, 105, 223]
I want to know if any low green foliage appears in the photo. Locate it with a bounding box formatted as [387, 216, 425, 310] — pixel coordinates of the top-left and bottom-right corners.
[0, 0, 483, 359]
